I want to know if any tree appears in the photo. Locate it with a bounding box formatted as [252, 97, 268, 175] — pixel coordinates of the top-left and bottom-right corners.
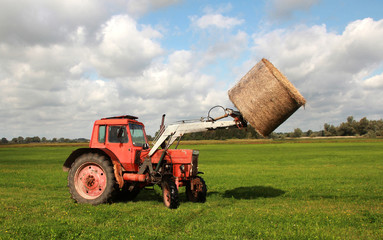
[268, 132, 279, 139]
[337, 122, 356, 136]
[324, 123, 336, 136]
[347, 116, 355, 124]
[306, 129, 313, 137]
[320, 116, 383, 137]
[146, 135, 153, 141]
[292, 128, 303, 138]
[17, 136, 24, 144]
[357, 117, 369, 135]
[1, 137, 8, 144]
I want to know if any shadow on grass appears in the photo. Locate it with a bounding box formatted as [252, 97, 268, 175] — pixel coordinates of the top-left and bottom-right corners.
[131, 188, 205, 203]
[114, 185, 285, 204]
[114, 188, 163, 203]
[223, 186, 285, 200]
[115, 187, 195, 203]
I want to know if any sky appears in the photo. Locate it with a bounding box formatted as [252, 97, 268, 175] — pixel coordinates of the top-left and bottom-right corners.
[1, 0, 383, 139]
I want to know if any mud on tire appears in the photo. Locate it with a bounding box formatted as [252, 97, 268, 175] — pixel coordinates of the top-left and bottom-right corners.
[161, 177, 179, 209]
[186, 176, 207, 203]
[68, 153, 117, 205]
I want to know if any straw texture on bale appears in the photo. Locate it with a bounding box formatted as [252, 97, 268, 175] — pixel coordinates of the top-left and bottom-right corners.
[228, 58, 306, 137]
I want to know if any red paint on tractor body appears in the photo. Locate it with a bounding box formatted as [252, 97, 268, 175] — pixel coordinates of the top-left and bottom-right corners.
[64, 115, 204, 208]
[86, 116, 197, 182]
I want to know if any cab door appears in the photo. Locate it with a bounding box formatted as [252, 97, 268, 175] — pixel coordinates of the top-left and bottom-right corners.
[105, 125, 135, 171]
[128, 123, 148, 171]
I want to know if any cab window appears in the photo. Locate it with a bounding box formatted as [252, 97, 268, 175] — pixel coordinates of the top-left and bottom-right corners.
[98, 125, 106, 143]
[129, 123, 146, 147]
[108, 126, 129, 143]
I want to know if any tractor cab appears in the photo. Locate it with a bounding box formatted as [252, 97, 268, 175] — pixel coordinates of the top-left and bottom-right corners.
[89, 115, 149, 171]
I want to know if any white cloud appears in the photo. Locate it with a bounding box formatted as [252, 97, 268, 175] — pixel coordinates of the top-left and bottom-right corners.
[203, 30, 248, 64]
[267, 0, 320, 20]
[113, 50, 218, 112]
[0, 3, 169, 139]
[363, 73, 383, 89]
[251, 18, 383, 131]
[1, 0, 382, 141]
[126, 0, 181, 17]
[91, 15, 164, 78]
[191, 13, 244, 29]
[0, 0, 252, 139]
[0, 0, 107, 44]
[0, 7, 228, 139]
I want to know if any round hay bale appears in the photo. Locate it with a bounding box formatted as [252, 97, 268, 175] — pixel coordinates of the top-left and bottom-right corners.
[228, 58, 306, 137]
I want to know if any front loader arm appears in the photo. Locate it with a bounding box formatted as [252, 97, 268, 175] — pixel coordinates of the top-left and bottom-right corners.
[148, 120, 238, 156]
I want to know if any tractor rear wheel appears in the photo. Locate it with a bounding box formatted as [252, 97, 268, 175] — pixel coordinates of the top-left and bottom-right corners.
[186, 176, 207, 203]
[68, 153, 117, 205]
[161, 178, 179, 209]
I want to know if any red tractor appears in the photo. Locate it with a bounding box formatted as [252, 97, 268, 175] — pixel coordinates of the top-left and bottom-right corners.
[63, 108, 245, 208]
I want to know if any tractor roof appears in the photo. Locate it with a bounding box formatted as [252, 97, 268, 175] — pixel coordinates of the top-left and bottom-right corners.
[95, 115, 142, 125]
[101, 115, 138, 120]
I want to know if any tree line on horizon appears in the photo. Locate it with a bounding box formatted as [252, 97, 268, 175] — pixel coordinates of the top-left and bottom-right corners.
[173, 116, 383, 140]
[1, 116, 382, 145]
[0, 136, 89, 144]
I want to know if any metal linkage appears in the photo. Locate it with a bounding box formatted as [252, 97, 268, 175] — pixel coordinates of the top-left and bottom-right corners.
[149, 107, 247, 157]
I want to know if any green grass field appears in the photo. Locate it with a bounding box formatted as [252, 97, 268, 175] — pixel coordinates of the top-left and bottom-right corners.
[0, 140, 382, 239]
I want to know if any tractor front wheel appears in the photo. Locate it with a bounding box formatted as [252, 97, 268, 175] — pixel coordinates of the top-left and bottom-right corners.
[186, 176, 207, 203]
[68, 153, 117, 205]
[161, 178, 179, 209]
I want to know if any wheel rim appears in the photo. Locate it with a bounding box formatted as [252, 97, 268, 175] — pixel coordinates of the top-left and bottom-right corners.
[190, 178, 203, 198]
[163, 185, 171, 207]
[74, 162, 107, 200]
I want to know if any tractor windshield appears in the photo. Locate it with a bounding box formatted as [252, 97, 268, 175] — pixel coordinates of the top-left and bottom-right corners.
[129, 123, 146, 147]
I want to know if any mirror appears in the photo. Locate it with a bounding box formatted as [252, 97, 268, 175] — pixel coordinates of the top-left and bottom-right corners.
[143, 143, 149, 150]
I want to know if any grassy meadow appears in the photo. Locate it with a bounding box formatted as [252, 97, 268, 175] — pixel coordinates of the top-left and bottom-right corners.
[0, 139, 382, 239]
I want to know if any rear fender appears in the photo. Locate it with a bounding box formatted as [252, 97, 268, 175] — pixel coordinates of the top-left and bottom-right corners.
[63, 148, 125, 188]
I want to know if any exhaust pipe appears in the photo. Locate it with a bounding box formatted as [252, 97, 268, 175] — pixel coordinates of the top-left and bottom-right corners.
[123, 173, 148, 182]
